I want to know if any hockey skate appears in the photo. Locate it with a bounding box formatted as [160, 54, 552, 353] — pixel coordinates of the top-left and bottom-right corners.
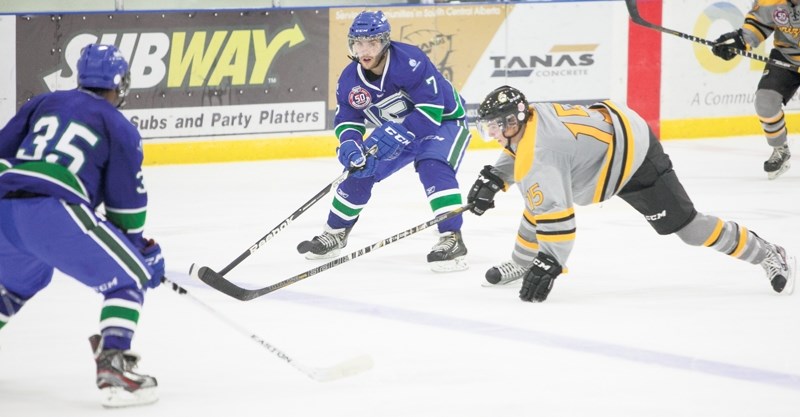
[764, 144, 791, 180]
[760, 243, 796, 295]
[89, 334, 158, 408]
[483, 261, 527, 287]
[427, 231, 468, 272]
[297, 226, 351, 260]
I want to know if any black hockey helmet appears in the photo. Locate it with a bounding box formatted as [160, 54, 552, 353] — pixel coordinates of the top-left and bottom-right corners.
[476, 85, 530, 141]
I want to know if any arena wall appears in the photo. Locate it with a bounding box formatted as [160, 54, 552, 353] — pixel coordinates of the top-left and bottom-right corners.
[0, 0, 792, 165]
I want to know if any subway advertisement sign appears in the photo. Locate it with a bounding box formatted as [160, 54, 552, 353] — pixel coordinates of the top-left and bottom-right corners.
[16, 10, 329, 138]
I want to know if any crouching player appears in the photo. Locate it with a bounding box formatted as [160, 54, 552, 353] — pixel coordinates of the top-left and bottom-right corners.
[0, 44, 164, 407]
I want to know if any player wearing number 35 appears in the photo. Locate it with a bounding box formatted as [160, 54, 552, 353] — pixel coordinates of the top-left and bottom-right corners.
[468, 86, 795, 302]
[0, 44, 164, 407]
[298, 10, 472, 272]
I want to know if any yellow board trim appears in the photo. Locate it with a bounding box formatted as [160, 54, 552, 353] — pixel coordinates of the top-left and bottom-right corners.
[142, 112, 800, 166]
[661, 113, 800, 140]
[142, 128, 502, 166]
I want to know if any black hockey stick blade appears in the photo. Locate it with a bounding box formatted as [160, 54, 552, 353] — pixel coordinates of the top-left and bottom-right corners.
[189, 264, 254, 301]
[198, 204, 473, 301]
[625, 0, 800, 73]
[190, 148, 380, 280]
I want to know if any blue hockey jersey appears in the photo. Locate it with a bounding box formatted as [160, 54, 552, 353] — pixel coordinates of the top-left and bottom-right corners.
[0, 89, 147, 234]
[334, 41, 467, 143]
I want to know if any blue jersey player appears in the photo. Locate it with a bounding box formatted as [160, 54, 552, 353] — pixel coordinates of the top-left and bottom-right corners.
[0, 44, 164, 408]
[297, 10, 472, 272]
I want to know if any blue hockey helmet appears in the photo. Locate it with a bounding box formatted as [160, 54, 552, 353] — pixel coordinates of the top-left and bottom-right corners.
[476, 85, 530, 141]
[77, 44, 131, 104]
[348, 11, 391, 58]
[349, 10, 390, 38]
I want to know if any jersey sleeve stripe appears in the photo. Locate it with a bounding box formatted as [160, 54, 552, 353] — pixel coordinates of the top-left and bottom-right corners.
[743, 15, 770, 42]
[602, 101, 636, 196]
[106, 209, 147, 234]
[534, 207, 575, 223]
[536, 229, 576, 243]
[334, 123, 366, 140]
[516, 234, 540, 250]
[414, 105, 444, 125]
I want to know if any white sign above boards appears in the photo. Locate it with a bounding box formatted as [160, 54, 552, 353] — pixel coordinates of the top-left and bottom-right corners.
[122, 101, 326, 139]
[661, 0, 800, 119]
[460, 1, 629, 105]
[0, 16, 15, 126]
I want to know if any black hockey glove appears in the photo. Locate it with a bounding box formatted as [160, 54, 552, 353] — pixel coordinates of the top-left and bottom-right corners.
[467, 165, 505, 216]
[711, 29, 745, 61]
[519, 253, 562, 303]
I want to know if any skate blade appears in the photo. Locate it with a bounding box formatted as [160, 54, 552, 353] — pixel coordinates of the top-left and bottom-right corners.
[304, 249, 341, 260]
[481, 276, 523, 288]
[780, 253, 796, 295]
[100, 386, 158, 408]
[767, 161, 790, 180]
[429, 257, 468, 273]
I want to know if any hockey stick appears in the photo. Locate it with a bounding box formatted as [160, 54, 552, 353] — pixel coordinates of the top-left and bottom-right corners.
[189, 168, 354, 280]
[162, 276, 374, 382]
[625, 0, 800, 73]
[196, 203, 473, 301]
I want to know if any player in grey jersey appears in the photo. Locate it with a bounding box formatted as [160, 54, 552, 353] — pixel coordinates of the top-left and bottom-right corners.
[467, 85, 795, 302]
[711, 0, 798, 179]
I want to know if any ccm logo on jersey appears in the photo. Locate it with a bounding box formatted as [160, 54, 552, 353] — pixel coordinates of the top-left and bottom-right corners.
[644, 210, 667, 221]
[349, 86, 372, 109]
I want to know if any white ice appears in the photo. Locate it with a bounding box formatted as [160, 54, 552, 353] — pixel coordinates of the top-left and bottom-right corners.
[1, 135, 799, 416]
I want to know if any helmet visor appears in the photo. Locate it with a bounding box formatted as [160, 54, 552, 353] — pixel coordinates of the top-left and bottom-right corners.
[348, 33, 390, 58]
[476, 114, 519, 142]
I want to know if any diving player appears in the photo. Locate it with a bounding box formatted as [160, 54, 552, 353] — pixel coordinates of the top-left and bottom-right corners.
[0, 44, 164, 407]
[468, 85, 795, 302]
[297, 10, 472, 272]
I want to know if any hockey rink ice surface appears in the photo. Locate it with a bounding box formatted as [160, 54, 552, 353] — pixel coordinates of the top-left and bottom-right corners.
[1, 135, 798, 416]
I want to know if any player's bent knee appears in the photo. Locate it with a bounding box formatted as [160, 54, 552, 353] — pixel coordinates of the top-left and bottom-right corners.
[618, 171, 696, 236]
[415, 155, 453, 172]
[755, 89, 784, 117]
[675, 213, 722, 246]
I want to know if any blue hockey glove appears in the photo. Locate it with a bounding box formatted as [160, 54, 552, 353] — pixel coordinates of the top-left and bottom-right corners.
[363, 121, 415, 161]
[140, 239, 165, 289]
[711, 29, 745, 61]
[337, 139, 367, 169]
[519, 253, 562, 303]
[350, 154, 378, 178]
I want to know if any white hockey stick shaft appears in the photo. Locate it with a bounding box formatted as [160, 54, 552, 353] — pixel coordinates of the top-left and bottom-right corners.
[162, 276, 373, 382]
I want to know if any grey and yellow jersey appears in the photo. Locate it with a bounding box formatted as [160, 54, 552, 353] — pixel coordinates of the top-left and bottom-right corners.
[490, 101, 652, 267]
[740, 0, 800, 64]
